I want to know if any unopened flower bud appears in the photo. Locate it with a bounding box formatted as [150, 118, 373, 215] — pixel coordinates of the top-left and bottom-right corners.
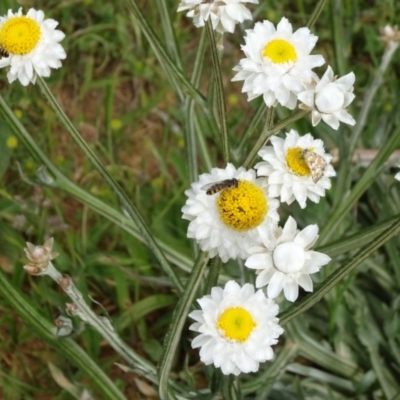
[24, 237, 59, 272]
[23, 263, 42, 275]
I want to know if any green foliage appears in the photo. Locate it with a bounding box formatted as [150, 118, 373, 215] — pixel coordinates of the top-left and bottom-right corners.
[1, 0, 400, 398]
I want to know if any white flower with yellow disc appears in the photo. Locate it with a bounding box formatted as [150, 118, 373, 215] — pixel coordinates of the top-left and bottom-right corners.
[245, 216, 331, 302]
[182, 163, 280, 262]
[189, 280, 283, 375]
[255, 130, 335, 209]
[0, 8, 66, 85]
[232, 17, 325, 110]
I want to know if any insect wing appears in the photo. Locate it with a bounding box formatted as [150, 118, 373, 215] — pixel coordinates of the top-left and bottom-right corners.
[200, 182, 220, 192]
[303, 150, 327, 183]
[200, 179, 238, 195]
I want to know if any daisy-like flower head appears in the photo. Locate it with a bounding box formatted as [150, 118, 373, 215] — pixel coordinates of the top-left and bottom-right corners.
[232, 17, 325, 110]
[298, 66, 356, 130]
[177, 0, 258, 34]
[0, 8, 66, 86]
[189, 280, 283, 375]
[255, 130, 335, 209]
[182, 164, 280, 262]
[245, 216, 331, 302]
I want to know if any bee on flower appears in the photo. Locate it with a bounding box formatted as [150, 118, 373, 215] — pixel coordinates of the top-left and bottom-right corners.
[182, 164, 280, 262]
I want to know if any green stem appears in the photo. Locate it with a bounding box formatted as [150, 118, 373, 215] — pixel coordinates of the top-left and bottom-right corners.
[184, 28, 207, 184]
[280, 217, 400, 325]
[233, 101, 265, 162]
[0, 95, 190, 285]
[157, 252, 209, 400]
[158, 0, 183, 70]
[243, 109, 308, 168]
[47, 264, 156, 378]
[0, 268, 127, 400]
[320, 124, 400, 245]
[205, 21, 229, 163]
[36, 78, 183, 293]
[307, 0, 329, 29]
[125, 0, 212, 123]
[348, 41, 399, 156]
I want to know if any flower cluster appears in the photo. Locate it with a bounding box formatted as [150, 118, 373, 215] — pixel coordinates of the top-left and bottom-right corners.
[232, 17, 356, 130]
[179, 12, 356, 376]
[0, 8, 66, 85]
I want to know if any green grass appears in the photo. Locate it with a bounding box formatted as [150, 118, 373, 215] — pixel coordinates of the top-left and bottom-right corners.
[1, 0, 400, 398]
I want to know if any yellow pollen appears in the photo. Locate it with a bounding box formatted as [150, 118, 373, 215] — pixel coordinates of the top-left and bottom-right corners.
[286, 147, 313, 177]
[216, 180, 267, 232]
[0, 16, 41, 55]
[217, 307, 256, 342]
[262, 39, 297, 64]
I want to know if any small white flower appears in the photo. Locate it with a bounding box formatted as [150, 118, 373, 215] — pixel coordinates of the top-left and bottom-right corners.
[245, 217, 331, 302]
[182, 163, 280, 262]
[232, 17, 325, 110]
[177, 0, 258, 34]
[298, 66, 356, 130]
[189, 280, 283, 375]
[255, 130, 335, 209]
[0, 8, 66, 85]
[395, 167, 400, 181]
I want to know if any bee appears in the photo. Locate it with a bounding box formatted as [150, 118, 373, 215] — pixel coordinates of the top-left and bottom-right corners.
[0, 47, 9, 58]
[302, 149, 327, 183]
[201, 178, 239, 195]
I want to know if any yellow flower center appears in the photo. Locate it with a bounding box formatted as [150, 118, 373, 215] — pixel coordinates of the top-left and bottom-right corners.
[286, 147, 312, 177]
[0, 16, 41, 55]
[262, 39, 297, 64]
[217, 307, 257, 342]
[216, 180, 267, 232]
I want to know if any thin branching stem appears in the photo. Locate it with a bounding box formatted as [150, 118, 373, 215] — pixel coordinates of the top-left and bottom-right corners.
[205, 21, 229, 163]
[243, 109, 308, 168]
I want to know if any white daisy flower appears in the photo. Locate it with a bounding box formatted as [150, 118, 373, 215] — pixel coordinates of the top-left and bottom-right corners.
[177, 0, 258, 34]
[189, 280, 283, 375]
[182, 163, 280, 262]
[255, 130, 335, 209]
[232, 17, 325, 110]
[297, 66, 356, 130]
[245, 216, 331, 302]
[0, 8, 66, 86]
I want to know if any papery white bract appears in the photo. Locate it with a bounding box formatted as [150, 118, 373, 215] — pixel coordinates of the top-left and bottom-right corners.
[395, 167, 400, 181]
[189, 280, 283, 375]
[298, 66, 356, 130]
[177, 0, 258, 34]
[0, 8, 66, 85]
[255, 130, 335, 209]
[182, 163, 279, 262]
[245, 216, 331, 302]
[232, 17, 325, 109]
